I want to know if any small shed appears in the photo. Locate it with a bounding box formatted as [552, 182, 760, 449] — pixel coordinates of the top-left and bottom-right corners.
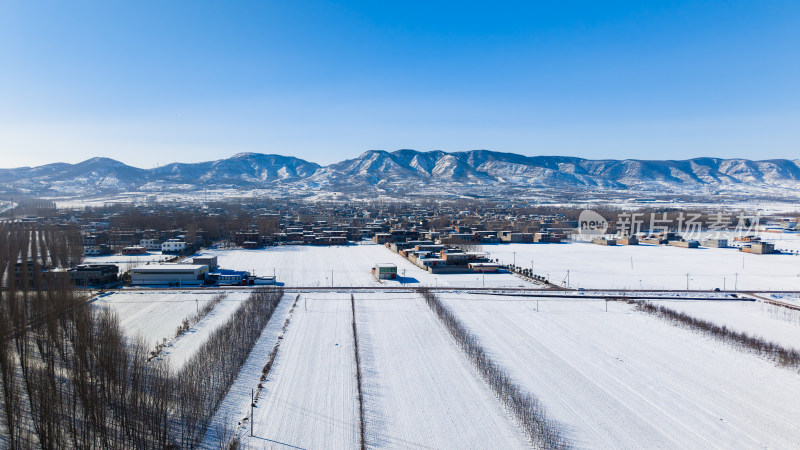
[372, 263, 397, 280]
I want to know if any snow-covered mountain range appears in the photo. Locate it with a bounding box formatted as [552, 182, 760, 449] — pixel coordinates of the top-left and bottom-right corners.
[2, 150, 800, 199]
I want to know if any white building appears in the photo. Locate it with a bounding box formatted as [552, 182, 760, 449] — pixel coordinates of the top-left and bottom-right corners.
[161, 239, 186, 253]
[130, 264, 208, 286]
[140, 238, 162, 251]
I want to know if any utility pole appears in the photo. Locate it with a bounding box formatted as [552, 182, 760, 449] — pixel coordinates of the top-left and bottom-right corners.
[196, 298, 199, 314]
[686, 273, 690, 290]
[250, 389, 254, 437]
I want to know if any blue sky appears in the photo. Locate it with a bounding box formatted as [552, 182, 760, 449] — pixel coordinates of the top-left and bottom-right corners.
[0, 1, 797, 168]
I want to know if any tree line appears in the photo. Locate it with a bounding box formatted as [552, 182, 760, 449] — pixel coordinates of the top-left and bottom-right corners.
[176, 288, 283, 448]
[417, 287, 568, 449]
[629, 299, 800, 370]
[350, 294, 366, 450]
[0, 222, 284, 449]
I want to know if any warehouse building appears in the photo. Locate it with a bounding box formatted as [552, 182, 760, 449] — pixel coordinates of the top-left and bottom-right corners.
[131, 264, 208, 286]
[191, 256, 219, 271]
[617, 235, 639, 245]
[69, 264, 119, 287]
[741, 242, 776, 254]
[669, 239, 700, 248]
[208, 269, 251, 285]
[703, 238, 728, 248]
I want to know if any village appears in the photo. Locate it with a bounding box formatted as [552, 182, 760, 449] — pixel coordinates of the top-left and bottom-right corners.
[2, 198, 790, 289]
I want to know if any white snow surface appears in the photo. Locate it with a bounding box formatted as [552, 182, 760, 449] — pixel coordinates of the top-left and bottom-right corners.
[197, 243, 536, 288]
[485, 242, 800, 290]
[159, 292, 251, 369]
[355, 292, 529, 448]
[234, 293, 360, 449]
[203, 293, 295, 447]
[440, 294, 800, 448]
[94, 290, 247, 358]
[660, 299, 800, 349]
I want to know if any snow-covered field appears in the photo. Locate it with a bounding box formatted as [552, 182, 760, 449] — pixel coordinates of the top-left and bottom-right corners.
[660, 299, 800, 348]
[95, 290, 249, 361]
[355, 293, 529, 448]
[237, 293, 360, 448]
[90, 243, 800, 448]
[440, 294, 800, 448]
[203, 294, 296, 446]
[196, 243, 536, 288]
[485, 242, 800, 290]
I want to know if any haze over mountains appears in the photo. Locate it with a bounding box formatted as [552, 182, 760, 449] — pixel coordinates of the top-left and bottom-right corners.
[2, 150, 800, 199]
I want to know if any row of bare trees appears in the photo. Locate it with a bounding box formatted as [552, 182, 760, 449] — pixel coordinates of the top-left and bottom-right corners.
[0, 223, 179, 448]
[176, 293, 228, 338]
[0, 285, 283, 449]
[0, 276, 175, 448]
[149, 293, 230, 361]
[0, 222, 285, 448]
[256, 295, 299, 403]
[350, 294, 366, 450]
[630, 300, 800, 370]
[1, 222, 83, 290]
[176, 288, 284, 448]
[418, 288, 568, 449]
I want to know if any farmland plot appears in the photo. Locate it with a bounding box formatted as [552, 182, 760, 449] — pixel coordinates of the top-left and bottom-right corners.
[658, 299, 800, 349]
[440, 294, 800, 448]
[198, 244, 536, 288]
[95, 290, 247, 353]
[235, 293, 361, 449]
[160, 292, 253, 369]
[355, 293, 529, 448]
[486, 242, 800, 290]
[201, 293, 295, 447]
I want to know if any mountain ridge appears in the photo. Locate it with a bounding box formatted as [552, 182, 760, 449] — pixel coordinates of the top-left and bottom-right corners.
[1, 150, 799, 198]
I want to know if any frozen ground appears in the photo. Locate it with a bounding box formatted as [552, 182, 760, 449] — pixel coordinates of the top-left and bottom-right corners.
[661, 299, 800, 349]
[203, 294, 295, 447]
[355, 293, 529, 448]
[94, 290, 245, 352]
[485, 242, 800, 290]
[159, 292, 252, 369]
[196, 243, 536, 288]
[440, 294, 800, 448]
[234, 293, 360, 449]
